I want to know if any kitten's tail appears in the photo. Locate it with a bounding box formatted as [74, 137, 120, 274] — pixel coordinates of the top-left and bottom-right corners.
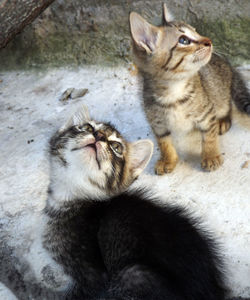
[231, 69, 250, 114]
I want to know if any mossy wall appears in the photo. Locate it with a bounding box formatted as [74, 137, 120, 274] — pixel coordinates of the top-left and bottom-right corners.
[0, 0, 249, 70]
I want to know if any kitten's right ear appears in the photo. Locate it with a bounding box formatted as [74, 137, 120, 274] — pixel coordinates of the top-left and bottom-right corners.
[58, 104, 91, 133]
[162, 3, 174, 25]
[129, 12, 159, 54]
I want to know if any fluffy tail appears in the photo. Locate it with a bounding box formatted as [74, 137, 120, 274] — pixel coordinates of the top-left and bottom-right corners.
[231, 69, 250, 114]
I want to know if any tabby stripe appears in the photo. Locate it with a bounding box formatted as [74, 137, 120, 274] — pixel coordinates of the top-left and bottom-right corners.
[156, 130, 171, 138]
[106, 171, 115, 191]
[106, 153, 118, 191]
[209, 116, 216, 123]
[118, 159, 125, 186]
[210, 123, 218, 135]
[170, 56, 185, 71]
[178, 95, 190, 105]
[201, 122, 217, 133]
[89, 178, 105, 191]
[166, 103, 176, 109]
[188, 89, 195, 96]
[161, 43, 178, 70]
[154, 95, 190, 109]
[59, 154, 67, 166]
[197, 105, 214, 123]
[155, 101, 170, 108]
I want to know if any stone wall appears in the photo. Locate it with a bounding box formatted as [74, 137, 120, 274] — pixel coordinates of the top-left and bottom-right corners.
[0, 0, 249, 70]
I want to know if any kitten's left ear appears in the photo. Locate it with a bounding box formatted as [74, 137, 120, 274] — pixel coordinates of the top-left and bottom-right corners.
[59, 104, 91, 133]
[129, 140, 154, 177]
[162, 3, 174, 25]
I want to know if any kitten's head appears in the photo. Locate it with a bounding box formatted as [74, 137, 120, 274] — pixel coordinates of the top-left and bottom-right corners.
[129, 4, 212, 79]
[49, 105, 153, 202]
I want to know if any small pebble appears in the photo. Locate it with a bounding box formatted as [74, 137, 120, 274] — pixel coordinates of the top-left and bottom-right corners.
[59, 88, 74, 101]
[241, 160, 250, 169]
[59, 88, 88, 101]
[70, 88, 88, 99]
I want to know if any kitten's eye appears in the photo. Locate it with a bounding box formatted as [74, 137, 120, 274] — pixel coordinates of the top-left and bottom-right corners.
[178, 36, 191, 45]
[110, 141, 123, 155]
[74, 124, 94, 133]
[82, 124, 94, 133]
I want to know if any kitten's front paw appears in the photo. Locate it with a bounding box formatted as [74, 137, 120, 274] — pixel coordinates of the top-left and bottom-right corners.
[201, 155, 224, 171]
[155, 159, 177, 175]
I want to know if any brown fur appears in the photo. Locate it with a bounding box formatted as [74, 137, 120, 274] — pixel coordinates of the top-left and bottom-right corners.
[155, 135, 178, 175]
[129, 5, 250, 173]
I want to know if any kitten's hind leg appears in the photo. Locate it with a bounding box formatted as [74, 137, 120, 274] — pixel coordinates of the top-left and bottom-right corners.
[218, 115, 232, 135]
[155, 135, 178, 175]
[200, 122, 224, 171]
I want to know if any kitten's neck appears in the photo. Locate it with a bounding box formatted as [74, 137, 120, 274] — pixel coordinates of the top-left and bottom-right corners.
[46, 163, 107, 211]
[143, 73, 196, 105]
[46, 181, 106, 211]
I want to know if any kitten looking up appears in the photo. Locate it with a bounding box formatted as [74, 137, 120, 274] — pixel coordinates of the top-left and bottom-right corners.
[30, 106, 226, 300]
[129, 3, 250, 174]
[48, 105, 153, 206]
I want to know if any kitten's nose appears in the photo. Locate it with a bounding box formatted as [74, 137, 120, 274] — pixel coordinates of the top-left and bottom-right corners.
[94, 131, 106, 142]
[202, 38, 212, 47]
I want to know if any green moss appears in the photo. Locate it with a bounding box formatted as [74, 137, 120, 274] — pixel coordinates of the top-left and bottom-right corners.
[0, 17, 249, 70]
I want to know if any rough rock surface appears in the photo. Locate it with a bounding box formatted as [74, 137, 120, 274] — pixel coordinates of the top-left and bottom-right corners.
[0, 0, 249, 70]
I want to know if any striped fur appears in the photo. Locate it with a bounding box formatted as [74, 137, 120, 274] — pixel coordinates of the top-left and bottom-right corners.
[50, 122, 129, 194]
[130, 5, 250, 173]
[48, 106, 153, 209]
[14, 108, 226, 299]
[24, 107, 152, 297]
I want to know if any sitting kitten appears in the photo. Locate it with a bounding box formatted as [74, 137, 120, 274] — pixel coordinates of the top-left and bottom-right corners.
[129, 4, 250, 174]
[30, 106, 226, 299]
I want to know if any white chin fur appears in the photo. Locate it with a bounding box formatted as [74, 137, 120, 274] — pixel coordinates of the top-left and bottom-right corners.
[48, 152, 109, 210]
[193, 47, 212, 66]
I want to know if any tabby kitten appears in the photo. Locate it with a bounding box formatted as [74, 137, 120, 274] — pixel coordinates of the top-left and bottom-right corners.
[29, 106, 226, 299]
[129, 4, 250, 174]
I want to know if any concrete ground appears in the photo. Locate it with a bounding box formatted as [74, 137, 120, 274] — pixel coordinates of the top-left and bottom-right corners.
[0, 65, 249, 299]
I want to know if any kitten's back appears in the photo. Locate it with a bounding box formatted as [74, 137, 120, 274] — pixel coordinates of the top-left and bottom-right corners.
[201, 53, 250, 115]
[99, 190, 226, 300]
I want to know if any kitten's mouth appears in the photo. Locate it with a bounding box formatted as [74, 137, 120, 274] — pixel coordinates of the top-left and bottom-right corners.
[87, 143, 101, 169]
[86, 143, 97, 151]
[193, 47, 211, 63]
[72, 142, 96, 152]
[72, 143, 101, 169]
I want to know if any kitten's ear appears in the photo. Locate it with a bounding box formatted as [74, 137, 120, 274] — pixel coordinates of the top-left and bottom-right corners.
[72, 104, 91, 126]
[129, 140, 154, 177]
[162, 3, 174, 25]
[59, 104, 91, 133]
[129, 12, 159, 54]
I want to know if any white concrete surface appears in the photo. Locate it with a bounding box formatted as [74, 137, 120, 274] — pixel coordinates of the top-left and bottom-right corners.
[0, 65, 249, 298]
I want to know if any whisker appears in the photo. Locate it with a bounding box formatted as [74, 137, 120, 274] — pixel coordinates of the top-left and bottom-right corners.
[213, 48, 228, 57]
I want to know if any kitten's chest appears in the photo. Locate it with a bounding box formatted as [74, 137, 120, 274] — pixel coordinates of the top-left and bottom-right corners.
[166, 106, 193, 133]
[143, 80, 195, 134]
[144, 99, 194, 135]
